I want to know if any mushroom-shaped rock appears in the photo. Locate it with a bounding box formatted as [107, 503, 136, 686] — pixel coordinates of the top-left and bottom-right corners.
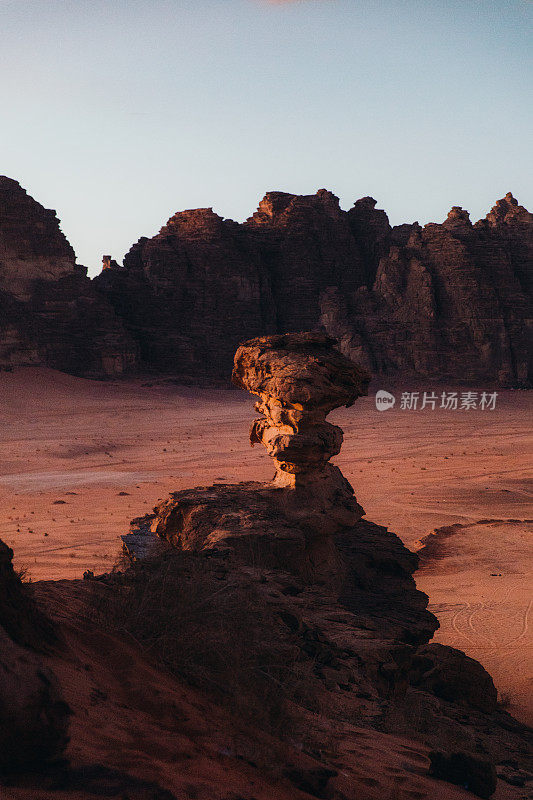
[232, 332, 370, 532]
[232, 332, 369, 414]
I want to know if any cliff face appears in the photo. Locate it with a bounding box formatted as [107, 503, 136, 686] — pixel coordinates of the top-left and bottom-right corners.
[483, 192, 533, 296]
[333, 199, 532, 384]
[0, 177, 136, 376]
[93, 189, 392, 381]
[96, 189, 531, 386]
[244, 190, 368, 333]
[95, 208, 276, 379]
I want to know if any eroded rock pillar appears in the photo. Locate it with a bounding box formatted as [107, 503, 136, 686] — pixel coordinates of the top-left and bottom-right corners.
[232, 332, 371, 535]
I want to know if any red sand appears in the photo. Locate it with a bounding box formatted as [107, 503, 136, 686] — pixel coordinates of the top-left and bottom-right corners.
[1, 367, 531, 726]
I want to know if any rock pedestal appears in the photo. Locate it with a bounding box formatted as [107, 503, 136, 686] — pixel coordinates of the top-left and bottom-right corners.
[138, 333, 438, 693]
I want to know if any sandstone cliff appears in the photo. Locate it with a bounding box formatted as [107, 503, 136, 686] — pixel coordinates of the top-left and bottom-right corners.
[95, 207, 276, 380]
[95, 190, 531, 386]
[334, 198, 532, 384]
[0, 177, 136, 376]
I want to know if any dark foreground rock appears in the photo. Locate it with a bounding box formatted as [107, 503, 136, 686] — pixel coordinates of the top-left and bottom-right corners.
[0, 540, 70, 775]
[429, 750, 497, 798]
[3, 333, 531, 798]
[410, 642, 498, 714]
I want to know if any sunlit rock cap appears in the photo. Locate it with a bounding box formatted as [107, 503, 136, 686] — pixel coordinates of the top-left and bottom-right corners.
[232, 331, 370, 412]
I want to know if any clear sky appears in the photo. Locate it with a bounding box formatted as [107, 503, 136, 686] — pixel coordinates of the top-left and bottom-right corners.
[1, 0, 532, 276]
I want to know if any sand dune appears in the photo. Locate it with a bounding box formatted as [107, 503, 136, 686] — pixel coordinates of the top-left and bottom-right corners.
[1, 367, 531, 725]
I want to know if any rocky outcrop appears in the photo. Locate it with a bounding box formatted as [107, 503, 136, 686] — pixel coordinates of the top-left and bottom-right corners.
[82, 330, 533, 800]
[410, 643, 498, 714]
[95, 189, 531, 386]
[0, 539, 70, 774]
[145, 333, 438, 693]
[0, 177, 136, 376]
[232, 332, 370, 536]
[346, 195, 392, 287]
[123, 334, 533, 792]
[482, 192, 533, 296]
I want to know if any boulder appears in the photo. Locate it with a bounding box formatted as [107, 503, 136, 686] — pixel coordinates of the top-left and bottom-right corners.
[410, 642, 498, 713]
[232, 331, 370, 535]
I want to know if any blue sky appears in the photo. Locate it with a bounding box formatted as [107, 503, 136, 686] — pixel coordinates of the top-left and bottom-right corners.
[1, 0, 531, 275]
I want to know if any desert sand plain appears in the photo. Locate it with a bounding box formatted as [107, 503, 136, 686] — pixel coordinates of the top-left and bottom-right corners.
[0, 366, 531, 731]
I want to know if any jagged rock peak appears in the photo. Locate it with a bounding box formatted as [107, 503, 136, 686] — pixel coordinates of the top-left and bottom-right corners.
[315, 187, 341, 207]
[0, 175, 35, 202]
[351, 196, 378, 211]
[102, 255, 121, 271]
[0, 176, 137, 375]
[348, 195, 390, 229]
[252, 191, 295, 221]
[0, 175, 57, 220]
[443, 206, 472, 227]
[485, 192, 532, 226]
[159, 207, 226, 237]
[248, 188, 341, 224]
[0, 175, 29, 201]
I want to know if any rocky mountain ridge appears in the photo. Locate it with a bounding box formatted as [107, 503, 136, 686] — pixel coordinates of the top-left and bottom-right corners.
[1, 176, 530, 384]
[96, 189, 532, 386]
